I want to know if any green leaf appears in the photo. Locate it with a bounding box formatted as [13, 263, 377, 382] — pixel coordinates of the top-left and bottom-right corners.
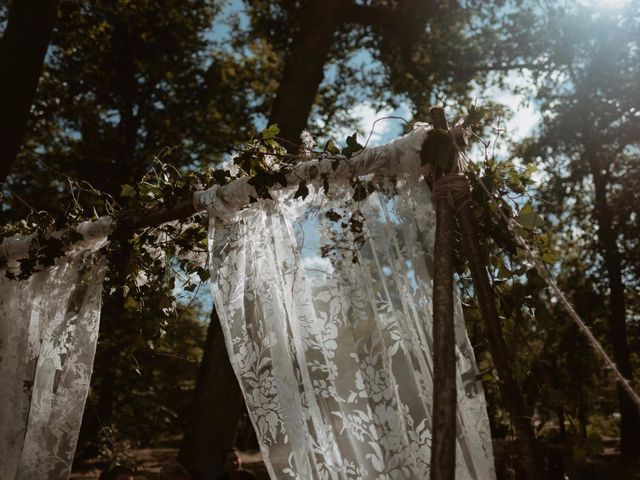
[346, 132, 363, 151]
[273, 171, 288, 188]
[341, 133, 364, 157]
[542, 250, 556, 264]
[525, 163, 538, 177]
[516, 202, 544, 229]
[498, 263, 511, 279]
[197, 268, 210, 282]
[120, 184, 136, 197]
[261, 124, 280, 140]
[324, 139, 339, 154]
[294, 181, 309, 200]
[212, 169, 231, 184]
[353, 183, 368, 201]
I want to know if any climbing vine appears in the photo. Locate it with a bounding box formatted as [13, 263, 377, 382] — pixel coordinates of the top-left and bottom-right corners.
[1, 112, 556, 307]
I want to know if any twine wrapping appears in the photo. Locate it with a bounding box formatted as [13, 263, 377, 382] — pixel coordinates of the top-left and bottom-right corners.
[431, 173, 471, 212]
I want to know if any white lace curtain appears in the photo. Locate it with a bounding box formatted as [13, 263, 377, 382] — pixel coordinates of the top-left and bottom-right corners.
[0, 220, 110, 480]
[0, 126, 495, 480]
[201, 132, 495, 478]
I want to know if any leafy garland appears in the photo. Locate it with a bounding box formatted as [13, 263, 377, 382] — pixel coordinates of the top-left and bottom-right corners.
[1, 112, 557, 345]
[0, 114, 554, 316]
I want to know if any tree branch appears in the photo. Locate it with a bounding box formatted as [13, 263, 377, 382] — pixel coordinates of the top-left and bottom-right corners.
[0, 0, 59, 183]
[343, 4, 399, 29]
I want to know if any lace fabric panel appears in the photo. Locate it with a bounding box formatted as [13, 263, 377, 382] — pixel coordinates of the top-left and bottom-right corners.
[0, 245, 108, 480]
[207, 178, 495, 479]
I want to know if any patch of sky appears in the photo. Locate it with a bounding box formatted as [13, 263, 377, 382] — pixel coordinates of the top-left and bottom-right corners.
[294, 201, 335, 277]
[171, 260, 214, 319]
[206, 0, 249, 46]
[312, 48, 413, 147]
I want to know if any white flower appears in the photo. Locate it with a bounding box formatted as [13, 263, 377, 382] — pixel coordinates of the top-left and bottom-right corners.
[300, 130, 315, 154]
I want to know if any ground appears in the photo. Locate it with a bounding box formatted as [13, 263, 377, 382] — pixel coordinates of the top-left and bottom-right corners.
[71, 448, 270, 480]
[71, 443, 640, 479]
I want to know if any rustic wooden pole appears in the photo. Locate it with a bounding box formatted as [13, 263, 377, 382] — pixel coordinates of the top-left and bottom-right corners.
[429, 106, 457, 480]
[458, 202, 547, 480]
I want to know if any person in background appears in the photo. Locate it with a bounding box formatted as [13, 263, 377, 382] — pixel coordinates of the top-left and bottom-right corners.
[98, 464, 135, 480]
[159, 462, 190, 480]
[215, 448, 256, 480]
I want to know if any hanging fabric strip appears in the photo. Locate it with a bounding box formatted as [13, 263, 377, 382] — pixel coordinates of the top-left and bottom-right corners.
[202, 126, 495, 479]
[0, 218, 111, 480]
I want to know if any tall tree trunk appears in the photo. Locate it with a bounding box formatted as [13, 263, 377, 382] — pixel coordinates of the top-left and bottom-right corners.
[268, 0, 348, 148]
[179, 307, 244, 480]
[0, 0, 58, 182]
[430, 195, 457, 480]
[429, 107, 457, 480]
[587, 154, 640, 459]
[458, 203, 547, 480]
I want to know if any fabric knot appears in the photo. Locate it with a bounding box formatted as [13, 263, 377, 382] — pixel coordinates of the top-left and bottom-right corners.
[431, 174, 471, 212]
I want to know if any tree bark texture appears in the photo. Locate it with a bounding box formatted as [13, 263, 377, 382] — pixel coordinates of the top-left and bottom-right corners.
[0, 0, 58, 182]
[587, 155, 640, 458]
[179, 307, 244, 480]
[430, 197, 457, 480]
[458, 202, 547, 480]
[429, 106, 456, 480]
[268, 0, 348, 149]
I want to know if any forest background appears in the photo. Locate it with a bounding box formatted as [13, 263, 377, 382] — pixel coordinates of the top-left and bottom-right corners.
[1, 0, 639, 479]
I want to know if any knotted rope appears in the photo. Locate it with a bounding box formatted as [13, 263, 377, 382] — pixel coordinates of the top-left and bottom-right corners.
[431, 173, 471, 212]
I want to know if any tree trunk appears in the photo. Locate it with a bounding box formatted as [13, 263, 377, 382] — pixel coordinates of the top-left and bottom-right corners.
[430, 196, 457, 480]
[74, 367, 116, 460]
[458, 202, 547, 480]
[0, 0, 58, 182]
[179, 307, 244, 480]
[429, 107, 457, 480]
[587, 154, 640, 459]
[268, 0, 348, 148]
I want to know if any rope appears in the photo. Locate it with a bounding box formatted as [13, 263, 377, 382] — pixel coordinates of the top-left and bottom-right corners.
[431, 173, 472, 212]
[457, 149, 640, 412]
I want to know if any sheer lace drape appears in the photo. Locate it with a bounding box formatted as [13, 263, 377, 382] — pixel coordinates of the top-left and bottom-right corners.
[0, 223, 109, 480]
[205, 178, 495, 479]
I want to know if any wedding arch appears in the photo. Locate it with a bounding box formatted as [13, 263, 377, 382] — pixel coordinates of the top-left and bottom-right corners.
[1, 108, 638, 480]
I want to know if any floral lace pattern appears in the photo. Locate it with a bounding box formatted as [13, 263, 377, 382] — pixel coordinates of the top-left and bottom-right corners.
[0, 239, 108, 480]
[207, 178, 495, 479]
